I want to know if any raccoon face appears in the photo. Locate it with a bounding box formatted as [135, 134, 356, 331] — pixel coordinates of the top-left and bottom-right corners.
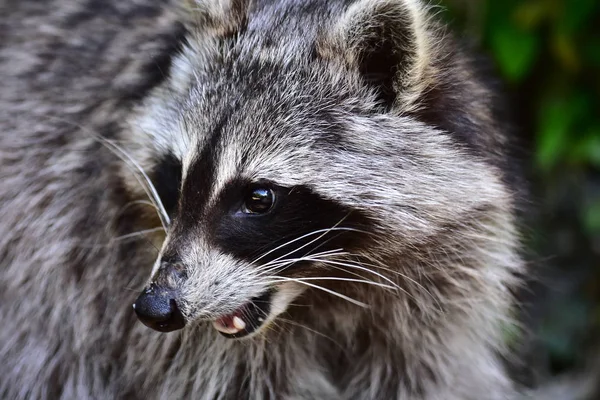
[128, 0, 510, 337]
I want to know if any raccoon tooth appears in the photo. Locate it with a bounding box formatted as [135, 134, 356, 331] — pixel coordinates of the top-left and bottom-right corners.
[232, 316, 246, 330]
[212, 321, 241, 335]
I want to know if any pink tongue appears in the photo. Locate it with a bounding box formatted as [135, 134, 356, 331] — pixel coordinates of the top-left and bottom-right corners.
[216, 314, 235, 329]
[214, 308, 247, 333]
[213, 302, 252, 334]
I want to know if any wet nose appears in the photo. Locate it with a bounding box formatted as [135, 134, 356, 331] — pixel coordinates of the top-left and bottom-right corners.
[133, 284, 185, 332]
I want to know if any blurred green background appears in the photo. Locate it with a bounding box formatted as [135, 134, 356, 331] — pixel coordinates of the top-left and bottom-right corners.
[440, 0, 600, 389]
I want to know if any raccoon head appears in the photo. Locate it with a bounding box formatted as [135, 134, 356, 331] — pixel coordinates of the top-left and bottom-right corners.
[126, 0, 512, 337]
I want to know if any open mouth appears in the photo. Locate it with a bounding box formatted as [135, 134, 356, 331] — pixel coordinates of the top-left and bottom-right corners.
[212, 290, 273, 338]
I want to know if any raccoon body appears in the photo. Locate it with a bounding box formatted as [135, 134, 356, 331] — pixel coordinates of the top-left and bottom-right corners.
[0, 0, 525, 399]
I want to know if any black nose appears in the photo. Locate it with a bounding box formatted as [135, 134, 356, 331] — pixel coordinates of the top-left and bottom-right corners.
[133, 284, 186, 332]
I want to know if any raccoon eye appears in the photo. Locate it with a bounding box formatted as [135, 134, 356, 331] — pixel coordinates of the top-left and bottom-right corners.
[241, 187, 275, 214]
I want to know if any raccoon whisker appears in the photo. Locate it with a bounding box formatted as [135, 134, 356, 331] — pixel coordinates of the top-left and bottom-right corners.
[265, 227, 359, 267]
[314, 262, 388, 283]
[256, 249, 347, 270]
[256, 251, 372, 275]
[250, 227, 358, 266]
[261, 255, 435, 309]
[113, 227, 165, 241]
[92, 136, 170, 229]
[263, 277, 369, 308]
[250, 213, 370, 266]
[286, 302, 311, 308]
[240, 305, 257, 332]
[311, 263, 408, 295]
[134, 232, 160, 253]
[258, 248, 439, 310]
[271, 248, 347, 262]
[117, 199, 168, 219]
[118, 200, 154, 214]
[334, 253, 443, 310]
[46, 116, 170, 229]
[256, 255, 355, 277]
[77, 226, 162, 251]
[255, 254, 345, 277]
[247, 228, 349, 265]
[273, 213, 352, 257]
[255, 250, 348, 274]
[308, 259, 401, 289]
[272, 276, 396, 290]
[317, 261, 439, 310]
[259, 256, 403, 294]
[297, 231, 348, 260]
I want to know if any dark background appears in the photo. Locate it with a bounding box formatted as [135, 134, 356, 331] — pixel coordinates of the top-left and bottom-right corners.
[440, 0, 600, 393]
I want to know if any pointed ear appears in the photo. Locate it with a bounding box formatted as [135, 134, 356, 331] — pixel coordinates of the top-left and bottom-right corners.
[318, 0, 434, 111]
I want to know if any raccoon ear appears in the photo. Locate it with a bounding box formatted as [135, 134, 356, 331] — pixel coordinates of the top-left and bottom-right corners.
[319, 0, 433, 111]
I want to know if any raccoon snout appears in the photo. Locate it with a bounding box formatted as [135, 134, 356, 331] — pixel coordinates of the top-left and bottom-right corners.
[133, 283, 186, 333]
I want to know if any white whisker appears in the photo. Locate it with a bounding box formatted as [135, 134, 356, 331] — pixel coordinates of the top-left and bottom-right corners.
[277, 276, 396, 290]
[256, 249, 347, 273]
[336, 254, 443, 309]
[309, 258, 399, 286]
[250, 214, 369, 266]
[119, 199, 165, 216]
[259, 250, 442, 312]
[93, 135, 170, 229]
[45, 116, 171, 230]
[265, 276, 370, 308]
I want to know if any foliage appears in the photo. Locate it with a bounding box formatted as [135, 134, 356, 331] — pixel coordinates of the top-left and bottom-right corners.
[440, 0, 600, 172]
[440, 0, 600, 380]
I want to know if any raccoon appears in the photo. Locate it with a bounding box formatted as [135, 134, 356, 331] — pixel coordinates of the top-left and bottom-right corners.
[0, 0, 525, 399]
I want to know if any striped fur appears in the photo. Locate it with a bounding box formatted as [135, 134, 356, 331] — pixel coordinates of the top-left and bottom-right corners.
[0, 0, 526, 398]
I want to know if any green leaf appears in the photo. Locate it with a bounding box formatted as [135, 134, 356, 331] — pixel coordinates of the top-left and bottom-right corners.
[583, 38, 600, 67]
[584, 200, 600, 234]
[569, 126, 600, 166]
[489, 22, 540, 82]
[587, 127, 600, 166]
[559, 0, 598, 34]
[514, 1, 547, 30]
[551, 30, 580, 72]
[536, 97, 575, 170]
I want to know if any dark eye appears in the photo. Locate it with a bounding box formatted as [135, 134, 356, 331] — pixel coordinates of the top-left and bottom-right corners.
[241, 187, 275, 214]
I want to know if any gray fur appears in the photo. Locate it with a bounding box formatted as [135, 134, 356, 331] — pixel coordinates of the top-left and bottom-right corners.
[0, 0, 525, 399]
